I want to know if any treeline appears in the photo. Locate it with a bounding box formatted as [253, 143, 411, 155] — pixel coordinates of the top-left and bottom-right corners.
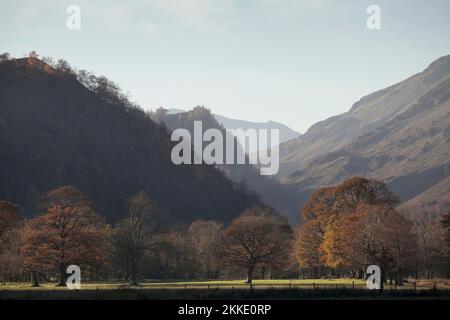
[296, 177, 450, 288]
[1, 177, 450, 287]
[0, 186, 294, 285]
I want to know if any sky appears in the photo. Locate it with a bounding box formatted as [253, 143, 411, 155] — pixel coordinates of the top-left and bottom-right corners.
[1, 0, 450, 133]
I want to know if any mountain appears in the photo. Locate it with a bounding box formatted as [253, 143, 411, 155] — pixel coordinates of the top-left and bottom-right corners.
[160, 108, 301, 151]
[214, 114, 301, 151]
[151, 107, 305, 224]
[278, 55, 450, 178]
[166, 108, 186, 115]
[278, 55, 450, 216]
[397, 176, 450, 220]
[0, 57, 262, 224]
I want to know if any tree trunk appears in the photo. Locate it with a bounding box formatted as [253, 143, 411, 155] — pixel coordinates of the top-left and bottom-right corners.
[397, 273, 404, 286]
[31, 270, 40, 287]
[246, 267, 254, 284]
[57, 264, 66, 286]
[261, 266, 266, 280]
[130, 258, 138, 285]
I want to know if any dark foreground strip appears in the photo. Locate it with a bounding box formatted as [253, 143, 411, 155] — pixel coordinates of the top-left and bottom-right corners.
[0, 299, 449, 319]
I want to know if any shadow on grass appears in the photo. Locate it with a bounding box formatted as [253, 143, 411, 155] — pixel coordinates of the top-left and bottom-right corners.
[1, 288, 450, 300]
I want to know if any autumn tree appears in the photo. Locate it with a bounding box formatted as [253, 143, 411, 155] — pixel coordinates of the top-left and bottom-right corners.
[295, 220, 325, 277]
[302, 177, 398, 224]
[21, 186, 107, 286]
[0, 52, 10, 62]
[333, 177, 399, 215]
[321, 213, 364, 275]
[28, 51, 39, 58]
[0, 201, 23, 236]
[296, 177, 400, 278]
[321, 204, 417, 287]
[0, 201, 24, 282]
[110, 191, 159, 285]
[223, 207, 294, 284]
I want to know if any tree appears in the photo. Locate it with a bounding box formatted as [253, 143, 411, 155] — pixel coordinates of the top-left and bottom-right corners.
[28, 51, 39, 58]
[332, 177, 399, 216]
[441, 210, 450, 276]
[0, 201, 24, 282]
[302, 187, 337, 222]
[321, 204, 417, 287]
[54, 58, 76, 76]
[321, 213, 363, 273]
[0, 52, 11, 62]
[295, 220, 325, 277]
[0, 228, 24, 283]
[110, 191, 158, 285]
[0, 201, 23, 236]
[20, 186, 106, 286]
[415, 211, 446, 278]
[187, 220, 224, 278]
[359, 205, 417, 287]
[296, 177, 400, 278]
[223, 207, 294, 284]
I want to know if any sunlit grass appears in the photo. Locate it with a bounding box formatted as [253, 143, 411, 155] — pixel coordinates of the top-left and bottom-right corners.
[1, 278, 448, 291]
[0, 278, 370, 290]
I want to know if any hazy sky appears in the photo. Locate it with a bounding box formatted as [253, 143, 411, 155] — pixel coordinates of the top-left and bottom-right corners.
[1, 0, 450, 133]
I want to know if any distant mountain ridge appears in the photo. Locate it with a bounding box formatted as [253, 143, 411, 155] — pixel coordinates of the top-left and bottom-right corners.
[214, 114, 301, 151]
[160, 108, 301, 152]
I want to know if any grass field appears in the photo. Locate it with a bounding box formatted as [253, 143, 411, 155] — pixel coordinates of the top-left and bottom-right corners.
[1, 279, 449, 299]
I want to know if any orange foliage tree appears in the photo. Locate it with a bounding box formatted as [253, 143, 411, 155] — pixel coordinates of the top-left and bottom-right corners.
[0, 201, 23, 236]
[321, 204, 417, 286]
[0, 201, 25, 281]
[21, 186, 107, 286]
[296, 177, 401, 278]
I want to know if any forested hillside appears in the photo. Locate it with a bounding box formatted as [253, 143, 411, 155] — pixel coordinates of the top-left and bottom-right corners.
[0, 57, 262, 224]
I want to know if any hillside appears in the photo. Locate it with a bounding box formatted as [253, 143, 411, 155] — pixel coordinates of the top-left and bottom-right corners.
[279, 56, 450, 215]
[151, 107, 305, 224]
[398, 176, 450, 220]
[0, 57, 262, 224]
[278, 55, 450, 178]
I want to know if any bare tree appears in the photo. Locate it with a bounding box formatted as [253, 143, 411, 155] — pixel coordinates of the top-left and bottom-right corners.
[110, 191, 158, 285]
[28, 51, 39, 58]
[188, 220, 224, 278]
[0, 52, 11, 62]
[415, 211, 446, 278]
